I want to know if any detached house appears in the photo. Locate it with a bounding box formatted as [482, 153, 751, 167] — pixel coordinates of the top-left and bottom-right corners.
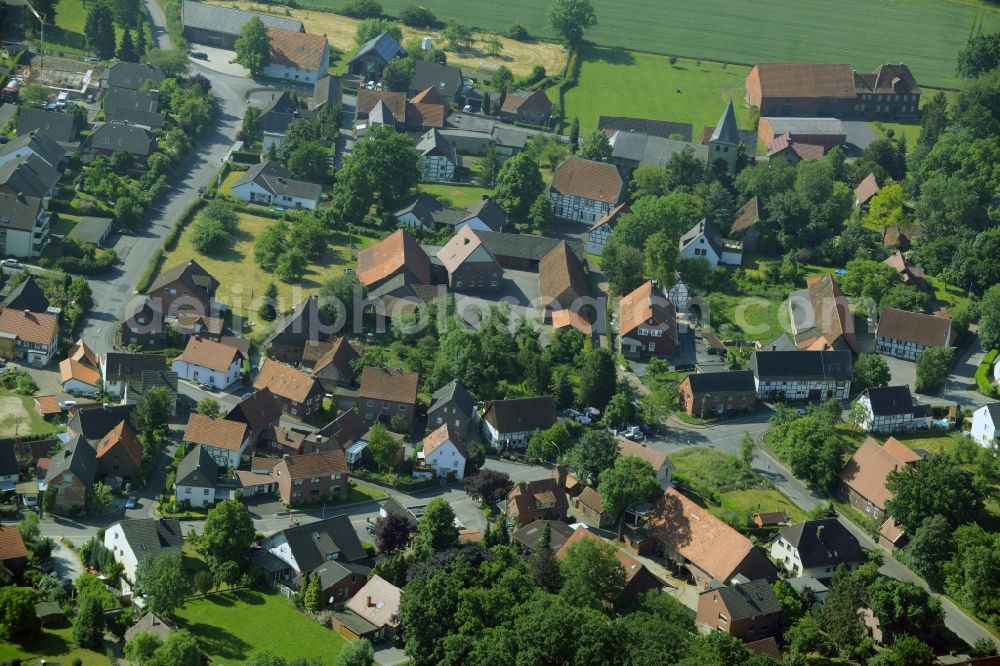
[44, 435, 98, 514]
[103, 60, 165, 91]
[618, 438, 674, 487]
[499, 89, 552, 125]
[409, 60, 463, 103]
[174, 444, 221, 508]
[427, 380, 475, 438]
[416, 424, 467, 481]
[875, 308, 952, 361]
[94, 420, 143, 486]
[437, 226, 503, 293]
[171, 336, 246, 389]
[273, 449, 349, 506]
[506, 477, 569, 526]
[0, 525, 27, 581]
[549, 157, 623, 223]
[770, 518, 865, 579]
[854, 173, 880, 211]
[852, 385, 932, 433]
[254, 359, 326, 419]
[264, 28, 330, 84]
[231, 159, 322, 210]
[183, 413, 251, 469]
[358, 367, 418, 429]
[749, 350, 853, 400]
[679, 370, 757, 418]
[416, 129, 457, 182]
[838, 436, 922, 523]
[87, 123, 155, 162]
[679, 219, 743, 269]
[347, 31, 405, 80]
[59, 340, 101, 396]
[147, 259, 219, 319]
[618, 280, 677, 359]
[482, 396, 557, 449]
[67, 404, 136, 441]
[100, 352, 167, 399]
[104, 518, 183, 593]
[337, 575, 402, 642]
[696, 580, 781, 641]
[0, 191, 50, 259]
[970, 403, 1000, 447]
[0, 307, 58, 366]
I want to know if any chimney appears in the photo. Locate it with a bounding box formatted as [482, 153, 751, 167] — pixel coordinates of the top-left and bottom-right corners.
[816, 524, 825, 540]
[366, 595, 373, 607]
[16, 192, 24, 203]
[770, 344, 776, 352]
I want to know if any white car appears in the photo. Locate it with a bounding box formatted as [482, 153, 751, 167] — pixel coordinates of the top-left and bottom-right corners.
[1, 258, 19, 268]
[59, 400, 77, 410]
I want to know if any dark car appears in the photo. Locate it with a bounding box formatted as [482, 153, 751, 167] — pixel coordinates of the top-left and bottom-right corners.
[191, 51, 208, 60]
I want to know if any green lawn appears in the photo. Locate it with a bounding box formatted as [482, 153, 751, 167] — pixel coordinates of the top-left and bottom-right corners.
[334, 0, 1000, 89]
[219, 170, 246, 196]
[925, 274, 973, 314]
[707, 292, 789, 345]
[561, 48, 753, 136]
[158, 211, 376, 319]
[719, 488, 808, 523]
[0, 390, 61, 438]
[175, 590, 348, 664]
[0, 626, 111, 665]
[47, 0, 153, 56]
[421, 182, 490, 209]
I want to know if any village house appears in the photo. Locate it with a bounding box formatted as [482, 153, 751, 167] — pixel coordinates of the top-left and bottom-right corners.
[416, 128, 457, 182]
[94, 420, 143, 487]
[0, 192, 50, 259]
[875, 308, 952, 361]
[347, 31, 406, 80]
[766, 133, 825, 163]
[790, 274, 859, 354]
[696, 580, 781, 641]
[354, 90, 407, 132]
[437, 225, 504, 293]
[258, 91, 301, 154]
[852, 385, 932, 433]
[838, 436, 923, 523]
[409, 60, 463, 102]
[749, 350, 853, 400]
[44, 435, 98, 514]
[181, 0, 303, 49]
[225, 388, 282, 448]
[539, 240, 589, 316]
[174, 445, 223, 508]
[273, 449, 349, 506]
[358, 367, 418, 429]
[147, 259, 220, 319]
[678, 370, 757, 418]
[103, 88, 165, 128]
[549, 157, 623, 223]
[473, 231, 585, 272]
[482, 396, 557, 449]
[301, 338, 358, 391]
[970, 403, 1000, 447]
[264, 295, 333, 365]
[0, 525, 28, 581]
[18, 108, 83, 148]
[679, 219, 743, 269]
[333, 575, 402, 642]
[0, 131, 66, 170]
[416, 424, 467, 481]
[729, 197, 762, 252]
[183, 413, 251, 469]
[86, 123, 156, 162]
[505, 477, 569, 526]
[576, 486, 613, 528]
[618, 438, 674, 487]
[882, 252, 928, 292]
[5, 276, 51, 313]
[557, 527, 663, 606]
[586, 202, 628, 256]
[231, 159, 322, 209]
[67, 404, 135, 441]
[301, 409, 368, 456]
[854, 173, 880, 211]
[0, 307, 58, 367]
[618, 280, 678, 359]
[770, 518, 865, 579]
[254, 359, 326, 419]
[426, 380, 475, 438]
[120, 298, 165, 349]
[262, 514, 369, 600]
[171, 336, 245, 390]
[264, 28, 330, 84]
[104, 518, 183, 593]
[356, 229, 432, 291]
[102, 60, 165, 91]
[100, 352, 167, 399]
[0, 153, 61, 199]
[123, 369, 179, 415]
[124, 614, 175, 644]
[499, 88, 552, 125]
[641, 487, 777, 588]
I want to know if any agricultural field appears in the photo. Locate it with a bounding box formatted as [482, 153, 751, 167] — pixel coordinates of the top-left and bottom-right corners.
[335, 0, 1000, 89]
[560, 49, 754, 136]
[157, 211, 376, 319]
[206, 0, 565, 76]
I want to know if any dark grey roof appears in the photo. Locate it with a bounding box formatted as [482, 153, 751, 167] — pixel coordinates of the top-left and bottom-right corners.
[983, 403, 1000, 425]
[749, 350, 853, 381]
[264, 294, 330, 348]
[0, 153, 60, 198]
[610, 131, 708, 166]
[860, 385, 917, 416]
[394, 193, 453, 226]
[428, 380, 475, 418]
[685, 370, 756, 394]
[310, 76, 341, 111]
[490, 125, 532, 149]
[104, 61, 165, 90]
[17, 108, 81, 144]
[5, 276, 50, 312]
[0, 131, 66, 168]
[761, 117, 844, 135]
[175, 444, 219, 488]
[128, 370, 178, 398]
[460, 197, 506, 231]
[104, 88, 165, 128]
[0, 442, 17, 477]
[102, 353, 167, 384]
[409, 60, 463, 99]
[250, 547, 291, 573]
[415, 129, 456, 164]
[330, 610, 378, 635]
[483, 396, 557, 433]
[273, 514, 367, 573]
[476, 231, 584, 263]
[598, 116, 694, 142]
[232, 159, 322, 201]
[379, 496, 417, 526]
[89, 122, 154, 157]
[44, 434, 97, 485]
[68, 216, 113, 246]
[679, 219, 722, 257]
[710, 99, 740, 145]
[114, 518, 183, 562]
[512, 519, 576, 551]
[778, 518, 864, 569]
[181, 0, 303, 35]
[348, 32, 405, 65]
[0, 192, 44, 233]
[710, 579, 781, 621]
[68, 404, 136, 441]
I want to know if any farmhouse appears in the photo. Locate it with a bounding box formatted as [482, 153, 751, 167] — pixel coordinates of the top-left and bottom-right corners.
[181, 0, 303, 49]
[264, 28, 330, 84]
[549, 157, 623, 223]
[618, 280, 677, 359]
[749, 350, 853, 400]
[852, 385, 932, 433]
[790, 274, 858, 354]
[837, 436, 922, 522]
[231, 159, 322, 209]
[875, 308, 952, 361]
[766, 134, 825, 163]
[678, 370, 757, 418]
[475, 231, 584, 271]
[500, 89, 552, 125]
[357, 229, 431, 290]
[586, 202, 628, 256]
[539, 241, 589, 313]
[696, 580, 781, 641]
[608, 131, 708, 177]
[679, 219, 742, 269]
[415, 129, 457, 183]
[302, 337, 358, 391]
[437, 226, 503, 293]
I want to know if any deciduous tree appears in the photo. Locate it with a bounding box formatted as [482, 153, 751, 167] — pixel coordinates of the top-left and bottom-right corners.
[202, 500, 255, 566]
[914, 345, 955, 393]
[577, 130, 611, 161]
[853, 353, 891, 393]
[568, 429, 618, 485]
[598, 456, 658, 536]
[492, 152, 545, 222]
[235, 16, 271, 76]
[136, 553, 190, 617]
[559, 536, 625, 611]
[0, 587, 39, 641]
[548, 0, 597, 47]
[73, 591, 106, 649]
[367, 423, 400, 472]
[417, 497, 459, 551]
[375, 512, 412, 553]
[886, 455, 984, 531]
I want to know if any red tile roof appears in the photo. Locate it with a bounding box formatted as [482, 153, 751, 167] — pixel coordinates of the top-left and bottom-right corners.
[0, 525, 27, 562]
[423, 423, 466, 458]
[0, 308, 57, 345]
[356, 230, 431, 287]
[275, 449, 348, 480]
[551, 157, 623, 204]
[184, 413, 248, 452]
[358, 366, 418, 405]
[174, 336, 244, 373]
[854, 173, 880, 204]
[839, 436, 921, 510]
[254, 359, 323, 404]
[96, 420, 143, 469]
[876, 308, 951, 348]
[267, 28, 328, 72]
[618, 280, 676, 340]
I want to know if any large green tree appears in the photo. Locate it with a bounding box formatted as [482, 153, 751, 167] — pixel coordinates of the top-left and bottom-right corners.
[136, 553, 190, 617]
[336, 638, 376, 666]
[84, 3, 117, 60]
[235, 16, 271, 76]
[867, 578, 943, 643]
[958, 31, 1000, 79]
[341, 124, 419, 211]
[853, 353, 891, 393]
[577, 130, 611, 161]
[124, 631, 163, 665]
[568, 429, 618, 485]
[201, 499, 255, 566]
[559, 536, 625, 611]
[979, 284, 1000, 350]
[418, 497, 459, 552]
[73, 591, 106, 649]
[886, 455, 984, 531]
[914, 346, 955, 393]
[0, 587, 39, 641]
[598, 456, 659, 537]
[133, 386, 174, 431]
[492, 152, 545, 222]
[548, 0, 597, 47]
[578, 348, 617, 409]
[367, 422, 400, 471]
[148, 629, 206, 666]
[288, 141, 330, 184]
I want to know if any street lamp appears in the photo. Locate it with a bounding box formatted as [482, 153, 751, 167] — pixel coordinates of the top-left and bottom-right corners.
[24, 0, 46, 74]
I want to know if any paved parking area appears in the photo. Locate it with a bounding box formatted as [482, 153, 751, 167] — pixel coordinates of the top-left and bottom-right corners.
[452, 269, 543, 328]
[187, 46, 250, 78]
[885, 354, 917, 392]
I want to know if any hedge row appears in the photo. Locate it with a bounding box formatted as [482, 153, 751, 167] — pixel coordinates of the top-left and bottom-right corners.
[135, 196, 206, 294]
[975, 349, 998, 396]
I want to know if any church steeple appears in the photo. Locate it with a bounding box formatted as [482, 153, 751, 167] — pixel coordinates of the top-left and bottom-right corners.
[711, 98, 740, 146]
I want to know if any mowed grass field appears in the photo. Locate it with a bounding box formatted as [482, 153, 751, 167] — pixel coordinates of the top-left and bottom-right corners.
[559, 48, 754, 136]
[311, 0, 1000, 89]
[49, 0, 152, 56]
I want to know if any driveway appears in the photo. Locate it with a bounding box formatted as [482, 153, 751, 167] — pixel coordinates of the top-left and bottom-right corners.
[841, 121, 878, 156]
[186, 45, 250, 78]
[939, 331, 990, 409]
[452, 269, 542, 328]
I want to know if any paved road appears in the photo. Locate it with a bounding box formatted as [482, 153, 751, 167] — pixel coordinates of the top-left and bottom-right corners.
[940, 328, 990, 410]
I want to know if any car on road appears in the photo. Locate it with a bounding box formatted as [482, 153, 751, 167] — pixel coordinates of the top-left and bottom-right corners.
[58, 400, 77, 410]
[191, 51, 208, 60]
[198, 383, 213, 391]
[154, 28, 165, 34]
[125, 495, 138, 509]
[1, 258, 20, 268]
[84, 56, 100, 62]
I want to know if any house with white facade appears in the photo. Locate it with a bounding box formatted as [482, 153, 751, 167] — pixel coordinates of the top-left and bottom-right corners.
[875, 308, 952, 361]
[100, 352, 168, 399]
[770, 519, 864, 579]
[262, 28, 330, 84]
[416, 129, 456, 183]
[103, 518, 183, 593]
[416, 424, 467, 481]
[171, 336, 245, 389]
[749, 350, 853, 401]
[549, 157, 623, 223]
[971, 404, 1000, 447]
[183, 413, 250, 469]
[481, 396, 557, 449]
[852, 385, 932, 433]
[0, 192, 50, 259]
[586, 202, 628, 256]
[231, 159, 322, 210]
[679, 219, 742, 269]
[174, 444, 226, 508]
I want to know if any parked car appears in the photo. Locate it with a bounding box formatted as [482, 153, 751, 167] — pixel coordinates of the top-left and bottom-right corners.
[58, 400, 77, 410]
[190, 51, 208, 60]
[1, 258, 20, 268]
[198, 383, 213, 391]
[125, 495, 138, 509]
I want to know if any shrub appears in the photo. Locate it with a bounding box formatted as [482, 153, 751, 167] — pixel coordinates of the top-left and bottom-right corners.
[975, 349, 998, 395]
[398, 5, 435, 27]
[505, 23, 529, 41]
[190, 218, 230, 255]
[341, 0, 382, 18]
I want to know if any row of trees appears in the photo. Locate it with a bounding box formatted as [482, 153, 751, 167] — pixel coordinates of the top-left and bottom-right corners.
[84, 0, 149, 61]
